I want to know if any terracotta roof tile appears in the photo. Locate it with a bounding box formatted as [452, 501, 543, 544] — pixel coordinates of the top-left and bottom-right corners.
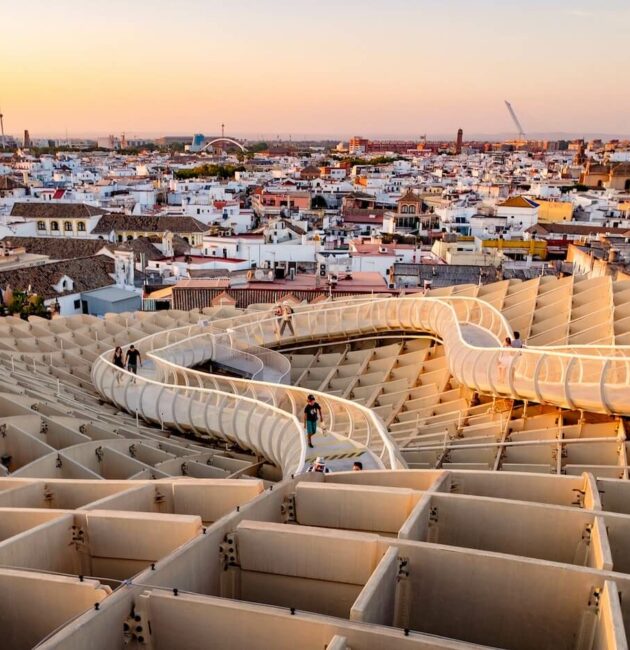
[10, 202, 107, 219]
[92, 214, 210, 235]
[0, 255, 115, 300]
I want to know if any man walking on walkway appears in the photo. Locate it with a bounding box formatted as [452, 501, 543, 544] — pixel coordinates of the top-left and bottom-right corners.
[279, 302, 295, 337]
[304, 394, 323, 449]
[125, 345, 142, 376]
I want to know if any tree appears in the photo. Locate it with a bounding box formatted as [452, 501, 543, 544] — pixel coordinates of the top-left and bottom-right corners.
[5, 291, 47, 318]
[174, 164, 246, 180]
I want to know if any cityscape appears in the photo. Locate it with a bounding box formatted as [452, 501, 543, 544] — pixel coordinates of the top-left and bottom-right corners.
[1, 1, 630, 649]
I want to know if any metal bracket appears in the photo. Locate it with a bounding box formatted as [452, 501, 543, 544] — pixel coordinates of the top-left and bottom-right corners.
[123, 611, 148, 645]
[95, 446, 104, 462]
[397, 557, 410, 580]
[588, 586, 602, 611]
[571, 489, 585, 508]
[39, 421, 48, 435]
[219, 533, 239, 569]
[128, 444, 137, 458]
[581, 523, 593, 545]
[70, 525, 87, 550]
[281, 494, 297, 523]
[154, 489, 166, 505]
[429, 506, 439, 524]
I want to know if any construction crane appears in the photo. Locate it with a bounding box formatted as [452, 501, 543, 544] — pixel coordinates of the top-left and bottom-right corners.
[504, 100, 526, 141]
[0, 107, 5, 149]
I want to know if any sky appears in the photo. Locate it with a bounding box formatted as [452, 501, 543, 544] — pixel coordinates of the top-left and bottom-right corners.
[1, 0, 629, 139]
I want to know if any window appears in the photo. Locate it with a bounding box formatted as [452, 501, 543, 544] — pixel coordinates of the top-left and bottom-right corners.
[127, 235, 133, 241]
[408, 205, 416, 215]
[37, 221, 46, 231]
[117, 235, 123, 243]
[64, 221, 72, 232]
[50, 221, 59, 231]
[77, 221, 86, 232]
[73, 299, 81, 309]
[401, 205, 408, 214]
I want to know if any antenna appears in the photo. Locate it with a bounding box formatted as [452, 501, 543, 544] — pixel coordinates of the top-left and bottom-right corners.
[0, 107, 5, 149]
[504, 100, 526, 141]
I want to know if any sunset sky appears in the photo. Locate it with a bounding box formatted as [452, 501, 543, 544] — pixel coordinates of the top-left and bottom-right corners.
[2, 0, 629, 139]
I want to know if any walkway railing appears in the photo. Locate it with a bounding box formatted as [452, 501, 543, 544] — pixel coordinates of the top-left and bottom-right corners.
[92, 294, 630, 478]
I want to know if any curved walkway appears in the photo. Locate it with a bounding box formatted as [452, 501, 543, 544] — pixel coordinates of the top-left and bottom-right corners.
[92, 296, 630, 477]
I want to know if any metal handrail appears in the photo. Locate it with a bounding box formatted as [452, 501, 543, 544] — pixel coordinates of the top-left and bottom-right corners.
[92, 294, 630, 479]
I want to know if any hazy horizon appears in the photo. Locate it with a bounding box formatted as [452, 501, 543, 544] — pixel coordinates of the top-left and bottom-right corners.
[2, 0, 629, 138]
[8, 131, 630, 143]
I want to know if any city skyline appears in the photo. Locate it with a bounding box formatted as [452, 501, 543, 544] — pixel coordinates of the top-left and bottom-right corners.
[2, 0, 630, 138]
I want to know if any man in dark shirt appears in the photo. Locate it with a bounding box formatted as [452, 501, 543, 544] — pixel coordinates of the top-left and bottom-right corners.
[304, 394, 323, 449]
[125, 345, 142, 375]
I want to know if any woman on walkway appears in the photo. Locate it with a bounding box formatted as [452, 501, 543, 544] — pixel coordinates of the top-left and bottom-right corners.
[112, 346, 124, 383]
[497, 337, 512, 386]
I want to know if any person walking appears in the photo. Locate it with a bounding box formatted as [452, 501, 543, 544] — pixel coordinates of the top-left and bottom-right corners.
[352, 461, 363, 471]
[497, 337, 512, 385]
[279, 301, 295, 337]
[125, 345, 142, 377]
[112, 346, 124, 383]
[511, 331, 524, 349]
[304, 394, 323, 449]
[273, 303, 283, 336]
[307, 457, 330, 473]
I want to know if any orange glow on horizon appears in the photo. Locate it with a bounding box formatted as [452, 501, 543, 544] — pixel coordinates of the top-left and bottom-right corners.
[2, 0, 629, 138]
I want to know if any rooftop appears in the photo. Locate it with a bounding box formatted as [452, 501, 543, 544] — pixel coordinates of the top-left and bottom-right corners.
[92, 214, 210, 235]
[10, 201, 108, 220]
[0, 254, 115, 299]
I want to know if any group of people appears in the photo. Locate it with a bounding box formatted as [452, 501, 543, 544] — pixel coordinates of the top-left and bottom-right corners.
[308, 458, 363, 473]
[498, 331, 524, 382]
[112, 344, 142, 381]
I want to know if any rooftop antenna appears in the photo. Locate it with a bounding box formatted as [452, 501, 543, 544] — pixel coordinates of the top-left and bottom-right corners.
[221, 123, 225, 139]
[504, 100, 526, 141]
[0, 107, 5, 149]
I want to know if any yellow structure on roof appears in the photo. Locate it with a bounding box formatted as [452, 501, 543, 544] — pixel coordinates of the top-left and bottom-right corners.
[536, 200, 573, 223]
[479, 237, 548, 259]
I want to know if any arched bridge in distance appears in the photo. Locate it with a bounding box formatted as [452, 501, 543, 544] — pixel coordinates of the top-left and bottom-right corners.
[200, 137, 248, 153]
